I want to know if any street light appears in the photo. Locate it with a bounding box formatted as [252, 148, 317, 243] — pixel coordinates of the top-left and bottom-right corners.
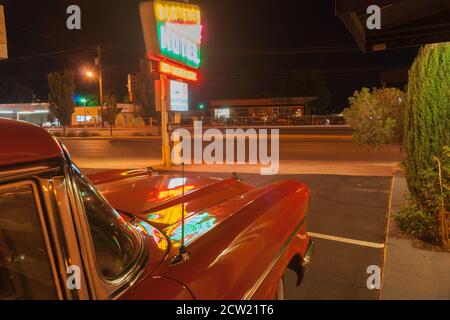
[85, 70, 95, 79]
[80, 97, 87, 106]
[83, 68, 104, 127]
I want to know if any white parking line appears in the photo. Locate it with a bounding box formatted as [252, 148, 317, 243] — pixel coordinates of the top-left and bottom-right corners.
[309, 232, 385, 249]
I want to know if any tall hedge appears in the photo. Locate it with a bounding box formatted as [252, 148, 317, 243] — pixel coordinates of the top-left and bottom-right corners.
[403, 43, 450, 243]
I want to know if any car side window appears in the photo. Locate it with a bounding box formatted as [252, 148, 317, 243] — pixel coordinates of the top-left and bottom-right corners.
[72, 167, 139, 281]
[0, 183, 57, 300]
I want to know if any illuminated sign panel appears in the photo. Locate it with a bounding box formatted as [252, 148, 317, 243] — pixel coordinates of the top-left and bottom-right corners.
[170, 80, 188, 112]
[160, 61, 198, 81]
[140, 0, 202, 69]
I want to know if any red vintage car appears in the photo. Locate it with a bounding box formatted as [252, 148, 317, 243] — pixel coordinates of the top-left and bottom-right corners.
[0, 118, 313, 300]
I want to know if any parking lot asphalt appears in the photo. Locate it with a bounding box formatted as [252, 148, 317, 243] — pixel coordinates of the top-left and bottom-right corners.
[82, 168, 392, 300]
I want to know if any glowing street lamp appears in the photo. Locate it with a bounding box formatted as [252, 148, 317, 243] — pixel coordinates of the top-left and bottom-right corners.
[85, 70, 95, 79]
[82, 67, 104, 127]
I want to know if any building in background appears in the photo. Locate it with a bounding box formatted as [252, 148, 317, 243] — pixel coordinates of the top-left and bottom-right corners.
[209, 97, 317, 125]
[72, 104, 144, 127]
[0, 103, 50, 125]
[72, 107, 100, 126]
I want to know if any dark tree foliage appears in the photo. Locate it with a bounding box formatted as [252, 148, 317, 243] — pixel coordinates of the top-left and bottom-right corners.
[103, 93, 122, 136]
[48, 70, 75, 135]
[131, 58, 159, 125]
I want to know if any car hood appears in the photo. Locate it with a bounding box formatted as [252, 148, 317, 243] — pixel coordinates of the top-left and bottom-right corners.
[90, 169, 254, 232]
[89, 169, 310, 299]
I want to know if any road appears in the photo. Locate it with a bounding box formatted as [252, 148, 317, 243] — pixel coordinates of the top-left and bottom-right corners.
[52, 125, 351, 137]
[62, 137, 402, 170]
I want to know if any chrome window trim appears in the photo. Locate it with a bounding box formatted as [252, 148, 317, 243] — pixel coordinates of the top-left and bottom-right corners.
[62, 157, 148, 300]
[39, 177, 90, 300]
[0, 179, 63, 299]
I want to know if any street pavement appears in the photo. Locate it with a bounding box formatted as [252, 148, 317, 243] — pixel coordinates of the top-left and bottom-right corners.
[62, 137, 402, 175]
[52, 125, 351, 137]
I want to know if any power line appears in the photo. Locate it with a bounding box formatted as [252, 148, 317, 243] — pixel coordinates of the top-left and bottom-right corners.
[0, 46, 96, 64]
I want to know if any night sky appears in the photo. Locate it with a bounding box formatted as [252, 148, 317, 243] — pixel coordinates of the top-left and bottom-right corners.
[0, 0, 420, 111]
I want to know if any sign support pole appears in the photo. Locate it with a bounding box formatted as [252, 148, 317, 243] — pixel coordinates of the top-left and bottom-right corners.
[160, 74, 172, 167]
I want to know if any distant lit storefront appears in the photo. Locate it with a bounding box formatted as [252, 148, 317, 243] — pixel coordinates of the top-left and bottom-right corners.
[72, 107, 100, 126]
[209, 97, 317, 124]
[72, 104, 143, 127]
[0, 103, 50, 125]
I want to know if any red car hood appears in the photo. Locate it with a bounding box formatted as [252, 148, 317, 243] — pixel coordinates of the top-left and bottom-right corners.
[90, 169, 254, 231]
[89, 169, 310, 299]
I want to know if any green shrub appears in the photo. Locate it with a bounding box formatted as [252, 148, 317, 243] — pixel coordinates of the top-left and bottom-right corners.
[342, 87, 406, 148]
[403, 43, 450, 246]
[395, 198, 441, 245]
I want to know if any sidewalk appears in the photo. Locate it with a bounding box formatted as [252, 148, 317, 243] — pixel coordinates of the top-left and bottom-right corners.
[381, 170, 450, 300]
[154, 161, 397, 177]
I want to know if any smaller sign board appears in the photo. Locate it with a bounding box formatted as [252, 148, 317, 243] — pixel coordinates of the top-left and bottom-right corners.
[169, 80, 188, 112]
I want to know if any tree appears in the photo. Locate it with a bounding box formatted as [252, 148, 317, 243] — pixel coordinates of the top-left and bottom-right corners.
[103, 94, 122, 136]
[48, 70, 76, 136]
[402, 43, 450, 246]
[131, 58, 158, 125]
[342, 87, 406, 148]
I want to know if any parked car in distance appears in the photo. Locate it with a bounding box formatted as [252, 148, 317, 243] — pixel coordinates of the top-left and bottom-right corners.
[0, 118, 313, 300]
[41, 119, 60, 128]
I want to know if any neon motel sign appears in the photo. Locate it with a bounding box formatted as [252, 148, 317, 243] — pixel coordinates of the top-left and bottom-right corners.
[140, 0, 202, 70]
[160, 61, 198, 81]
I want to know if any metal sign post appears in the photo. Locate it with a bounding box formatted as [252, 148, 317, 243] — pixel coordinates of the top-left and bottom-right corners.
[159, 74, 172, 167]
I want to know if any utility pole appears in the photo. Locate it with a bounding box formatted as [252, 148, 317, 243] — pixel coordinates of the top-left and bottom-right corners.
[127, 74, 133, 103]
[127, 74, 137, 119]
[96, 45, 104, 127]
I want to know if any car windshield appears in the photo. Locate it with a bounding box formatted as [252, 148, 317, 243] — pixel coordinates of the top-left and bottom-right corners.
[71, 165, 141, 280]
